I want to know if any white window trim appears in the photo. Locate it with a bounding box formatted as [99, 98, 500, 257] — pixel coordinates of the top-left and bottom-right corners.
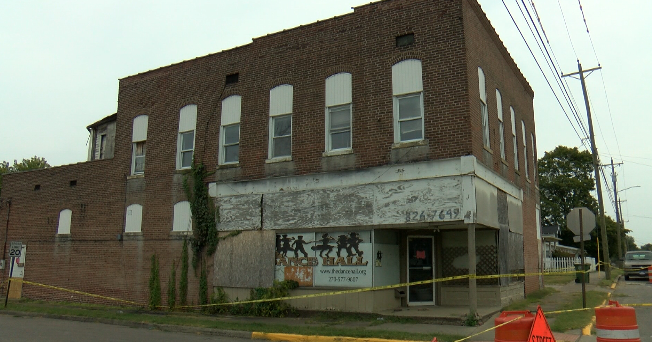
[522, 120, 529, 179]
[325, 103, 353, 153]
[220, 123, 240, 165]
[125, 204, 143, 233]
[510, 106, 518, 171]
[479, 67, 490, 149]
[268, 114, 292, 160]
[496, 89, 505, 160]
[393, 92, 425, 143]
[177, 130, 195, 169]
[131, 141, 146, 175]
[172, 201, 192, 232]
[57, 209, 72, 235]
[531, 132, 536, 182]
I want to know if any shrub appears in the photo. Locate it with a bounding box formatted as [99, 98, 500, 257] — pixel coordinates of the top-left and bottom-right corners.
[148, 254, 161, 310]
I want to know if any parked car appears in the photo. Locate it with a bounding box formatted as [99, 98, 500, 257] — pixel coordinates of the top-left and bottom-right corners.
[623, 251, 652, 280]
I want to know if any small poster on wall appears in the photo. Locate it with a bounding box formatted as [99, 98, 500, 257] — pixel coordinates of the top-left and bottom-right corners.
[275, 231, 372, 288]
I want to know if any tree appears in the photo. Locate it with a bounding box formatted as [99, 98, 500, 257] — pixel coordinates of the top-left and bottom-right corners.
[538, 146, 597, 228]
[538, 146, 634, 260]
[0, 156, 50, 193]
[640, 243, 652, 252]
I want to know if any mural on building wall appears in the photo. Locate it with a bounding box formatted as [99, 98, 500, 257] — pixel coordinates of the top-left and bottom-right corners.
[275, 231, 372, 288]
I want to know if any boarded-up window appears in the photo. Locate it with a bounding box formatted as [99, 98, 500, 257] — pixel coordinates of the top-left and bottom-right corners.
[57, 209, 72, 235]
[173, 201, 192, 232]
[125, 204, 143, 233]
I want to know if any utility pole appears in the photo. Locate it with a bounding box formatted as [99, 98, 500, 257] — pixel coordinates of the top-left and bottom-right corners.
[610, 158, 623, 260]
[562, 60, 610, 279]
[618, 200, 628, 253]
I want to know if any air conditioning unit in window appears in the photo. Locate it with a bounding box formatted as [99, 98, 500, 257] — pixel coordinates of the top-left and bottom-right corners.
[0, 259, 5, 270]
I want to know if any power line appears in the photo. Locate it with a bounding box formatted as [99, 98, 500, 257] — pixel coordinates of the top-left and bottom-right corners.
[556, 0, 578, 58]
[577, 0, 600, 66]
[517, 0, 589, 141]
[500, 0, 587, 147]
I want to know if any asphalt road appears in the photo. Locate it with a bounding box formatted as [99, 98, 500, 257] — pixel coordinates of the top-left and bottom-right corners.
[0, 315, 251, 342]
[612, 277, 652, 341]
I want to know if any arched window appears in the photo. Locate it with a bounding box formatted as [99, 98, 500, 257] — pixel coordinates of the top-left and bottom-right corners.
[131, 115, 148, 174]
[173, 201, 192, 232]
[57, 209, 72, 234]
[220, 96, 241, 164]
[325, 73, 353, 152]
[177, 105, 197, 169]
[125, 204, 143, 233]
[268, 85, 293, 159]
[392, 59, 424, 143]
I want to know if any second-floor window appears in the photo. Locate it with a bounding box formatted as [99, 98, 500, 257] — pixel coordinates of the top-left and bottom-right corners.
[510, 106, 518, 171]
[177, 104, 197, 169]
[220, 95, 241, 164]
[392, 59, 424, 143]
[325, 73, 353, 152]
[131, 115, 148, 174]
[522, 120, 529, 179]
[496, 89, 505, 160]
[478, 67, 490, 148]
[269, 84, 293, 159]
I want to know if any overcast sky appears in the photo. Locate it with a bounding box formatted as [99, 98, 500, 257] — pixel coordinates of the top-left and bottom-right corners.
[1, 1, 650, 246]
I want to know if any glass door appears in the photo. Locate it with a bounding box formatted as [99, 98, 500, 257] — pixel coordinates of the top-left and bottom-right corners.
[407, 236, 434, 305]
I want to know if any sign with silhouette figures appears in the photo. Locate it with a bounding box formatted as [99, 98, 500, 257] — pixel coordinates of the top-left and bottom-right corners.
[275, 231, 372, 287]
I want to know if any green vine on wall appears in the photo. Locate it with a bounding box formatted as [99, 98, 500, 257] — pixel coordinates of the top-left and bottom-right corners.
[183, 162, 219, 270]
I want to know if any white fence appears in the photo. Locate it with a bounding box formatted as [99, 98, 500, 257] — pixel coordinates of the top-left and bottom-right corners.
[544, 257, 596, 273]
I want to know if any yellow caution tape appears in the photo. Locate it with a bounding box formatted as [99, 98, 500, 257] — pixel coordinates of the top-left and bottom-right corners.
[452, 314, 524, 342]
[7, 278, 145, 307]
[1, 266, 626, 310]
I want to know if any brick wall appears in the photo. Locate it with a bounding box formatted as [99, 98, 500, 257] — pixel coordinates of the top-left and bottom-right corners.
[1, 0, 540, 303]
[461, 0, 539, 294]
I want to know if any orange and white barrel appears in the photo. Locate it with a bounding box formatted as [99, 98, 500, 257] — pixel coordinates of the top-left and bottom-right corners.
[595, 300, 640, 342]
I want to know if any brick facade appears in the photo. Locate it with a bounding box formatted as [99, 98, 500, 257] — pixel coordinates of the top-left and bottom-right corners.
[0, 0, 540, 307]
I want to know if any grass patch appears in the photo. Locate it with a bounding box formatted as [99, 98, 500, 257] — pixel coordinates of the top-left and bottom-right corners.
[598, 268, 623, 287]
[549, 291, 609, 332]
[1, 301, 463, 342]
[503, 287, 558, 311]
[543, 272, 575, 285]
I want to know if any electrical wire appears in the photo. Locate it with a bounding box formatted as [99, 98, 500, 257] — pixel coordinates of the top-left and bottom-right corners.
[501, 0, 586, 147]
[577, 0, 600, 66]
[557, 0, 578, 59]
[518, 0, 589, 143]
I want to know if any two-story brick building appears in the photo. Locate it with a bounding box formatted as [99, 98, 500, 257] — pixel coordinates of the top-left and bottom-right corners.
[1, 0, 541, 314]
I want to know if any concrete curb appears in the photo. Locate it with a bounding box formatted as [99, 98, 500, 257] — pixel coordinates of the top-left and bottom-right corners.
[0, 310, 252, 340]
[251, 332, 426, 342]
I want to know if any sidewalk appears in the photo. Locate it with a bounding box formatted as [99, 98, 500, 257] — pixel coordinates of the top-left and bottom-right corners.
[1, 271, 616, 342]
